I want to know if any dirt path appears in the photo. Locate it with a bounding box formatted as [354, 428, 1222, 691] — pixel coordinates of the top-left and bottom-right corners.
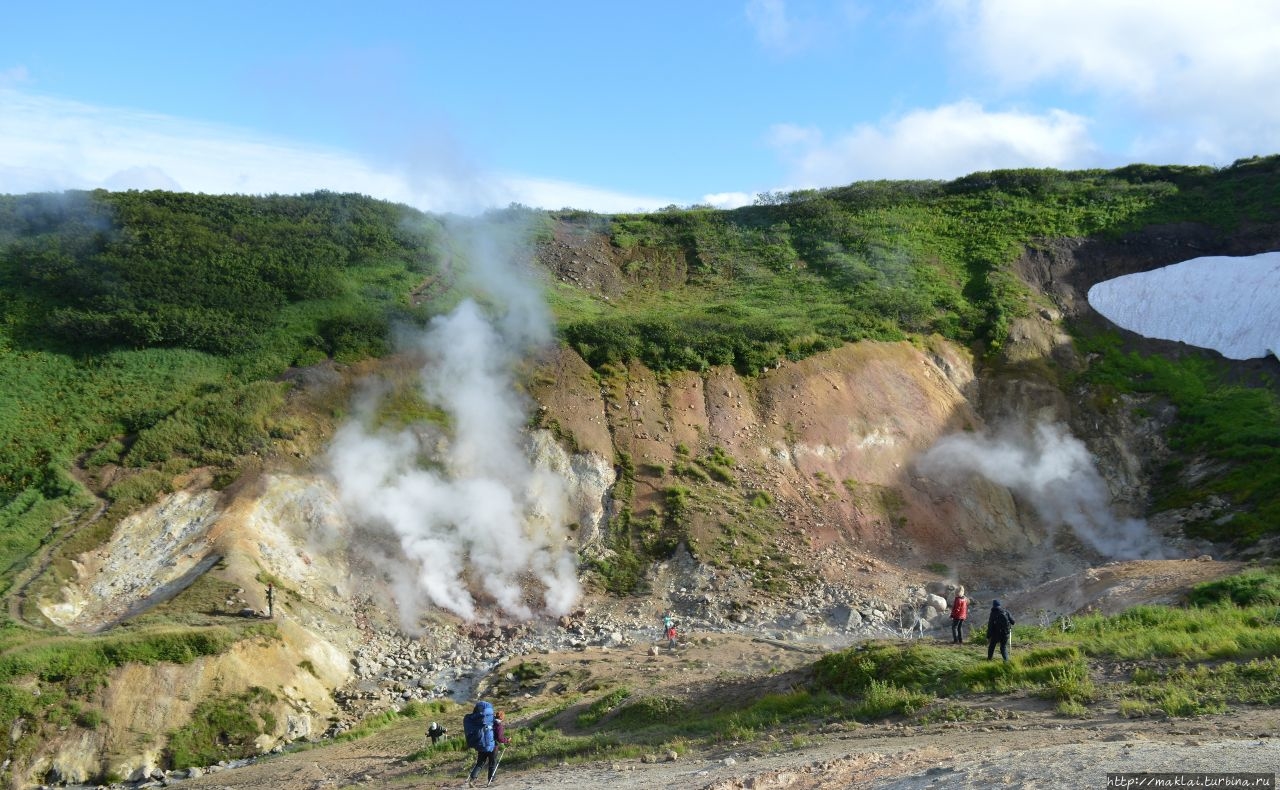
[174, 704, 1280, 790]
[173, 632, 1280, 790]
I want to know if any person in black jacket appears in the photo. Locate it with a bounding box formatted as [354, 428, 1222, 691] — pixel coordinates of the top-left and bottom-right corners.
[986, 599, 1015, 662]
[427, 720, 446, 745]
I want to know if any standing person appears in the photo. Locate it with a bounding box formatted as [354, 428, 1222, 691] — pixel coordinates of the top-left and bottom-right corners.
[265, 584, 274, 618]
[662, 611, 678, 648]
[494, 710, 512, 752]
[427, 720, 446, 745]
[950, 587, 969, 644]
[987, 599, 1015, 662]
[465, 701, 509, 786]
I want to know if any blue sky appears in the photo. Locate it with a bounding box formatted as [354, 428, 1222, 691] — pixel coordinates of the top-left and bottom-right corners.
[2, 1, 1278, 213]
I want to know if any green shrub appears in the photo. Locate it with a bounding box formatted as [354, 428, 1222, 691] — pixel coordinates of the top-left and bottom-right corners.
[318, 311, 389, 361]
[1041, 664, 1096, 704]
[105, 470, 172, 509]
[851, 680, 932, 720]
[576, 687, 632, 728]
[75, 708, 103, 729]
[165, 686, 278, 768]
[511, 660, 550, 682]
[1189, 569, 1280, 607]
[85, 440, 125, 469]
[614, 695, 684, 727]
[813, 642, 974, 697]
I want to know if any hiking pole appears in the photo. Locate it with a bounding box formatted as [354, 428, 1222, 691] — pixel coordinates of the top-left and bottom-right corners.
[491, 745, 506, 782]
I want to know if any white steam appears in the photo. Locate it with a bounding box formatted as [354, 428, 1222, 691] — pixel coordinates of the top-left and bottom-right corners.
[917, 421, 1168, 560]
[326, 221, 579, 625]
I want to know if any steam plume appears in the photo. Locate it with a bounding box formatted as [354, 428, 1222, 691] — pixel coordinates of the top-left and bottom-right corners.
[326, 217, 579, 625]
[917, 420, 1168, 560]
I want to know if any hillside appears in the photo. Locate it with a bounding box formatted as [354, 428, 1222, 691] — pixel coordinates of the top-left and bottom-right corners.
[0, 161, 1279, 786]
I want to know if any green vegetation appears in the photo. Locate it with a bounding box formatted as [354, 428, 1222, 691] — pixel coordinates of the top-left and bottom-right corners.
[1078, 333, 1280, 543]
[0, 620, 272, 768]
[576, 687, 631, 727]
[1189, 566, 1280, 606]
[0, 190, 438, 357]
[558, 159, 1280, 376]
[165, 685, 278, 768]
[812, 572, 1280, 721]
[0, 190, 457, 601]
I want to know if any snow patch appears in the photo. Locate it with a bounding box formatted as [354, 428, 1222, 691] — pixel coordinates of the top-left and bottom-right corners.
[1087, 252, 1280, 361]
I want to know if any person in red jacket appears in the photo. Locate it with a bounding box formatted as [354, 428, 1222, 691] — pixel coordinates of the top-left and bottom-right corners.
[949, 587, 969, 644]
[494, 710, 512, 749]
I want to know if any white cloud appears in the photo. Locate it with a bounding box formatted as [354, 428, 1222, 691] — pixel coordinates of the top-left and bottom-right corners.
[0, 89, 675, 214]
[702, 191, 755, 209]
[499, 174, 680, 214]
[949, 0, 1280, 163]
[957, 1, 1280, 104]
[769, 100, 1096, 186]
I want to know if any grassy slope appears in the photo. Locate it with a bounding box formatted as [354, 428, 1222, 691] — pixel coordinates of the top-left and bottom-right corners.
[554, 161, 1280, 375]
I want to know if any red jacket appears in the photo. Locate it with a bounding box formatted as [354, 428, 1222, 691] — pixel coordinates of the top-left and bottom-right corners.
[950, 596, 968, 620]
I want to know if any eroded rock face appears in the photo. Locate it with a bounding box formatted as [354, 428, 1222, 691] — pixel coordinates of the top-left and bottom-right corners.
[1005, 227, 1276, 547]
[536, 339, 1043, 570]
[40, 489, 222, 631]
[527, 430, 616, 545]
[25, 426, 633, 778]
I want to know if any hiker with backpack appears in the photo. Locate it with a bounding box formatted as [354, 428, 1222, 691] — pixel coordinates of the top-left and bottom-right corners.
[986, 599, 1016, 662]
[464, 700, 510, 785]
[949, 587, 969, 644]
[662, 611, 678, 648]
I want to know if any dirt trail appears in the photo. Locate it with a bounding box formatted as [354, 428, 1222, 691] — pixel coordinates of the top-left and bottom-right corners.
[173, 628, 1280, 790]
[175, 702, 1280, 790]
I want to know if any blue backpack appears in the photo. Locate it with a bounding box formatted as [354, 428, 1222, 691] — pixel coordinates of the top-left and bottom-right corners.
[463, 701, 496, 752]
